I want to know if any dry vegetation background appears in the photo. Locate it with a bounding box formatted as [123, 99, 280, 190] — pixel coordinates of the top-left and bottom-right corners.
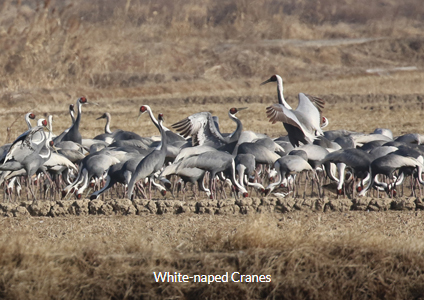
[0, 0, 424, 299]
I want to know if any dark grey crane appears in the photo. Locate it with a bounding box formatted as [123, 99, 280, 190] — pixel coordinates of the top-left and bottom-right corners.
[321, 148, 373, 196]
[127, 113, 168, 200]
[61, 97, 88, 144]
[54, 104, 76, 144]
[358, 153, 424, 197]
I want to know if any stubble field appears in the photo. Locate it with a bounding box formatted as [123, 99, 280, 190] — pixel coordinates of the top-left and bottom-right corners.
[1, 0, 424, 299]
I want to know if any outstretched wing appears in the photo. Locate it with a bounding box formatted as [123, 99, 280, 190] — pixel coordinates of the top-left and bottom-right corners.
[3, 126, 45, 164]
[266, 104, 317, 145]
[172, 112, 224, 146]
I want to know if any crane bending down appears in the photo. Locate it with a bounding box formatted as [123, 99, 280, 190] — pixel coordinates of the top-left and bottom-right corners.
[261, 74, 325, 147]
[358, 153, 424, 197]
[175, 150, 249, 199]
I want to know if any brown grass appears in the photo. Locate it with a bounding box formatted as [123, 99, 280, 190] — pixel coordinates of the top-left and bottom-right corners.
[1, 212, 424, 299]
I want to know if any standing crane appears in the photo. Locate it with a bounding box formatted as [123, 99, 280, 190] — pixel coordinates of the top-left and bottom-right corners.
[61, 97, 88, 144]
[127, 113, 168, 200]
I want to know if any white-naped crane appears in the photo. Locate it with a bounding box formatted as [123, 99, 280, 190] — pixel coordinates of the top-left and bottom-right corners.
[62, 151, 120, 199]
[24, 112, 36, 129]
[53, 104, 76, 144]
[127, 113, 168, 200]
[0, 118, 50, 200]
[261, 74, 325, 147]
[94, 112, 115, 144]
[175, 150, 249, 200]
[160, 163, 210, 199]
[61, 97, 88, 144]
[139, 105, 186, 145]
[321, 148, 373, 197]
[172, 107, 247, 148]
[358, 153, 424, 197]
[265, 152, 313, 196]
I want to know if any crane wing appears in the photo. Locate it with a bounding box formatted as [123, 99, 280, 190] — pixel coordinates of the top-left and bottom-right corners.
[296, 93, 324, 136]
[302, 93, 325, 113]
[266, 104, 305, 131]
[172, 112, 225, 147]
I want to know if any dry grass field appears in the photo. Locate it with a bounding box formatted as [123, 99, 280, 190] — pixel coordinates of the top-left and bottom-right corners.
[1, 0, 424, 299]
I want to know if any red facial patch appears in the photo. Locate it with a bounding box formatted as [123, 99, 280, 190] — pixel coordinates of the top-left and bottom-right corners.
[42, 119, 48, 126]
[229, 108, 237, 114]
[49, 140, 54, 147]
[140, 106, 147, 112]
[79, 97, 87, 103]
[29, 113, 35, 119]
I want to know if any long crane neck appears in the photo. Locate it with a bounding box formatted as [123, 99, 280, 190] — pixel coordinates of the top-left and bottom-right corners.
[147, 106, 170, 132]
[276, 76, 292, 110]
[105, 113, 112, 134]
[25, 113, 32, 129]
[74, 99, 82, 129]
[155, 118, 168, 152]
[70, 106, 75, 124]
[227, 113, 243, 142]
[147, 107, 160, 131]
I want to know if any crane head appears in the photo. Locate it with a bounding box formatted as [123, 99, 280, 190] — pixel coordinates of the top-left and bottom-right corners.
[158, 113, 164, 122]
[78, 96, 88, 104]
[321, 116, 329, 128]
[96, 113, 108, 120]
[229, 107, 248, 115]
[69, 104, 74, 112]
[140, 105, 148, 113]
[29, 113, 36, 119]
[39, 119, 48, 127]
[260, 74, 278, 86]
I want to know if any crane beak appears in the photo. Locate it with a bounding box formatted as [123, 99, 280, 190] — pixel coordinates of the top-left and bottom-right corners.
[237, 107, 248, 111]
[136, 111, 142, 121]
[96, 115, 104, 120]
[260, 78, 272, 86]
[88, 102, 99, 106]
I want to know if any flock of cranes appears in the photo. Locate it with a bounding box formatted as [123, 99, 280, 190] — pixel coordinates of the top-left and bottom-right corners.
[1, 74, 424, 202]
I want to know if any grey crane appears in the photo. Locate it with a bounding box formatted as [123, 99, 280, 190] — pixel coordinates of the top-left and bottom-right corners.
[235, 153, 265, 194]
[261, 74, 325, 147]
[62, 151, 120, 199]
[61, 97, 88, 144]
[161, 163, 210, 199]
[321, 148, 373, 196]
[139, 105, 186, 145]
[54, 104, 76, 144]
[127, 113, 168, 200]
[358, 153, 424, 197]
[265, 153, 313, 196]
[94, 112, 115, 144]
[175, 150, 249, 199]
[0, 119, 50, 199]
